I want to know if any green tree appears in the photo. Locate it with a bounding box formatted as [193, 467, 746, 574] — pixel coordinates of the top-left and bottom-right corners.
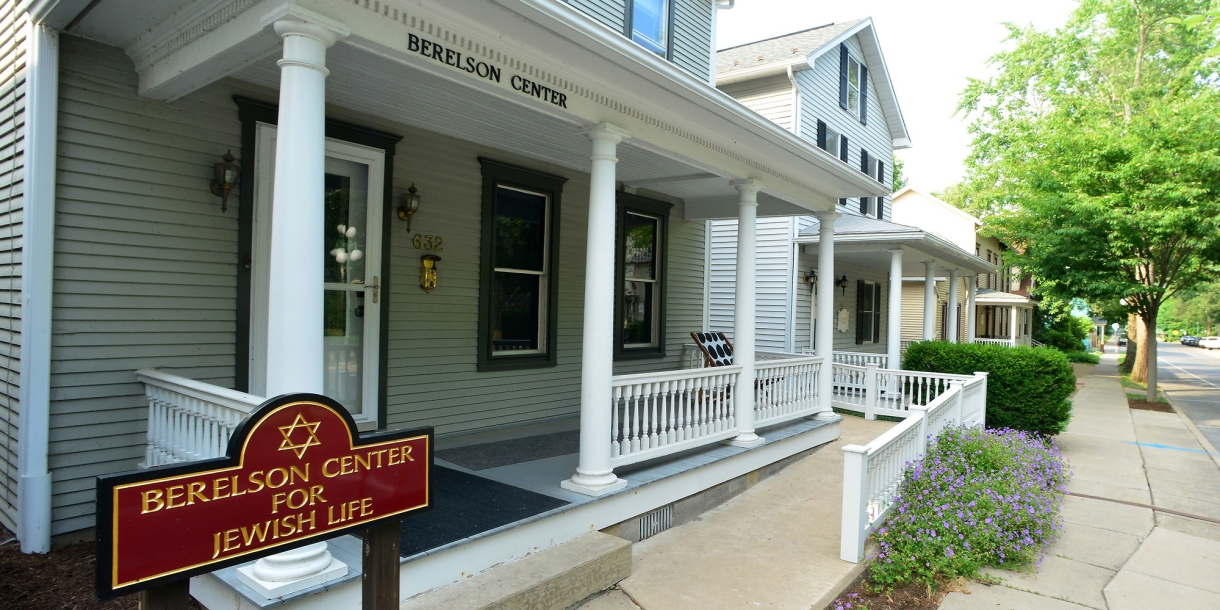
[952, 0, 1220, 402]
[891, 154, 909, 191]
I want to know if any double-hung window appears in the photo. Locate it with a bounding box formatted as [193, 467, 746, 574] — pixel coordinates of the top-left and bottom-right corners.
[839, 44, 869, 123]
[616, 193, 671, 358]
[629, 0, 670, 57]
[478, 159, 566, 371]
[856, 280, 882, 344]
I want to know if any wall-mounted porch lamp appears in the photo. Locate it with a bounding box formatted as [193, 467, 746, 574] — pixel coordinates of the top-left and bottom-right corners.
[210, 150, 239, 213]
[802, 269, 817, 291]
[398, 184, 421, 232]
[835, 274, 849, 295]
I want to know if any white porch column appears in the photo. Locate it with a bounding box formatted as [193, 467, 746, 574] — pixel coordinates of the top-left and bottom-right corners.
[886, 250, 903, 369]
[815, 212, 839, 418]
[237, 9, 351, 598]
[17, 22, 58, 554]
[1010, 306, 1019, 346]
[966, 278, 977, 343]
[922, 262, 936, 341]
[947, 269, 960, 343]
[726, 180, 765, 447]
[562, 123, 631, 496]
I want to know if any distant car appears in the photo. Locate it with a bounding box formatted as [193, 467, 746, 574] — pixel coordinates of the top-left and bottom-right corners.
[1118, 338, 1127, 347]
[1201, 337, 1220, 350]
[1182, 336, 1200, 347]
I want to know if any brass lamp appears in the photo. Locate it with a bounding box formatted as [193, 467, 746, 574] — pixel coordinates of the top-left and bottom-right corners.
[210, 150, 239, 213]
[398, 184, 421, 232]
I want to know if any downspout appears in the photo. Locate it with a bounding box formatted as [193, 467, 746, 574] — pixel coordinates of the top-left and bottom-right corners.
[786, 64, 800, 136]
[17, 19, 59, 554]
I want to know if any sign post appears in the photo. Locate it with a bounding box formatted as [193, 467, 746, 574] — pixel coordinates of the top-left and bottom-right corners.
[97, 393, 432, 608]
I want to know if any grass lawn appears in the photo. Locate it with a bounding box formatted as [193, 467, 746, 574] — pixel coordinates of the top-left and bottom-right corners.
[1119, 374, 1171, 404]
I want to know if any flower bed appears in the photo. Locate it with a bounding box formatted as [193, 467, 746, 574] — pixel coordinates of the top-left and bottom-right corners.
[867, 426, 1069, 588]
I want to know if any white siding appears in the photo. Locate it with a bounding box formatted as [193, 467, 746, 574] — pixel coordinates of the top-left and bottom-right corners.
[795, 35, 893, 221]
[568, 0, 626, 33]
[672, 0, 714, 83]
[707, 217, 793, 351]
[795, 250, 890, 353]
[0, 1, 24, 531]
[721, 75, 794, 132]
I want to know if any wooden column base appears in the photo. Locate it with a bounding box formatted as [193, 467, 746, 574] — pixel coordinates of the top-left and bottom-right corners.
[138, 579, 190, 610]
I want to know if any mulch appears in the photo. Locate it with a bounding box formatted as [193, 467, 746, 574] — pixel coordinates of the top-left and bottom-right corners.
[1128, 397, 1175, 413]
[0, 526, 202, 610]
[826, 575, 970, 610]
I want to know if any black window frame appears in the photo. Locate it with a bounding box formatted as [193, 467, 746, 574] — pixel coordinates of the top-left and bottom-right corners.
[615, 192, 672, 360]
[477, 158, 567, 372]
[855, 280, 882, 344]
[625, 0, 675, 60]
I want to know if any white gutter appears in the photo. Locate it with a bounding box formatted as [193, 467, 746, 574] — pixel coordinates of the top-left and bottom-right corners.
[709, 0, 734, 87]
[17, 20, 58, 554]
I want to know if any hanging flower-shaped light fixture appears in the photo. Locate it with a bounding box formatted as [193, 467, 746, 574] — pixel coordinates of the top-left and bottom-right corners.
[330, 225, 363, 281]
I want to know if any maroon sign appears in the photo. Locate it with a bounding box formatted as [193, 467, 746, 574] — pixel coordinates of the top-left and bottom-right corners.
[96, 393, 432, 600]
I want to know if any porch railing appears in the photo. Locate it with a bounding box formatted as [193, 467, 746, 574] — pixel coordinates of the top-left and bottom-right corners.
[831, 364, 976, 420]
[137, 369, 263, 467]
[971, 337, 1014, 347]
[832, 351, 888, 368]
[753, 354, 822, 427]
[840, 371, 988, 562]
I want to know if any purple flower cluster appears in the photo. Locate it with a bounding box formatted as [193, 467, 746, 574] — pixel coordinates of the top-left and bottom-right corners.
[830, 591, 867, 610]
[867, 426, 1069, 588]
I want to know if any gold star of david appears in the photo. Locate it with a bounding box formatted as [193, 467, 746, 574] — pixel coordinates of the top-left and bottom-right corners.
[278, 413, 321, 459]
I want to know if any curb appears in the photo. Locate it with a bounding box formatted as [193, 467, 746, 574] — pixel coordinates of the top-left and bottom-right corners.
[1160, 390, 1220, 473]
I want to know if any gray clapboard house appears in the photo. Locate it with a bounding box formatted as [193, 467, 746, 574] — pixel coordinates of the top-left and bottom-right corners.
[710, 19, 995, 372]
[0, 0, 896, 607]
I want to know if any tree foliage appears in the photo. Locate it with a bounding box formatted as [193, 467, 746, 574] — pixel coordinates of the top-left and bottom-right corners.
[949, 0, 1220, 400]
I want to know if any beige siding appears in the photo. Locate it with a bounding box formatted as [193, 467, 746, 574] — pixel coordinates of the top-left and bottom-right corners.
[794, 251, 889, 354]
[900, 277, 969, 343]
[0, 1, 24, 531]
[722, 75, 794, 132]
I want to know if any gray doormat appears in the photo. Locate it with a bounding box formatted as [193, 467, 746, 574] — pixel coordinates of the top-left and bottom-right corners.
[435, 430, 580, 470]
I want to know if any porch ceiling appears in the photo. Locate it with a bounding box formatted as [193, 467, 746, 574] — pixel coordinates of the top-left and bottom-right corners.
[802, 242, 997, 278]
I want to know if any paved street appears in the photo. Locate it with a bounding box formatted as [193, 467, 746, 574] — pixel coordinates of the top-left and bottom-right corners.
[1143, 341, 1220, 453]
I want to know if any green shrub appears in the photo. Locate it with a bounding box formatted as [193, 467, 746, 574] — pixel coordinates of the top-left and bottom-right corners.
[869, 427, 1068, 588]
[1063, 351, 1100, 365]
[902, 342, 1075, 435]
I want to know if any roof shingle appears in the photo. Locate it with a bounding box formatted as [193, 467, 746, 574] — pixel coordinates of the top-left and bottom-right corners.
[716, 20, 864, 76]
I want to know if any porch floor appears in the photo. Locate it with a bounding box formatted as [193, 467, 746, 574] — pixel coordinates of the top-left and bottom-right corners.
[198, 416, 840, 608]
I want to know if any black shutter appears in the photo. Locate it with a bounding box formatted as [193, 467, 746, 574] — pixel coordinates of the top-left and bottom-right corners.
[839, 43, 849, 110]
[839, 135, 849, 162]
[878, 159, 885, 185]
[860, 149, 869, 173]
[855, 280, 865, 345]
[839, 198, 847, 207]
[860, 65, 869, 125]
[873, 284, 883, 343]
[859, 197, 869, 215]
[816, 120, 827, 149]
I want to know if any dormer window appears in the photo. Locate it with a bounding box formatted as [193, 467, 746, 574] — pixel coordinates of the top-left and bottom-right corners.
[629, 0, 670, 57]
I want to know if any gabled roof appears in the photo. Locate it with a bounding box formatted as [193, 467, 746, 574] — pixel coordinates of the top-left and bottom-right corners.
[892, 187, 981, 227]
[716, 18, 911, 149]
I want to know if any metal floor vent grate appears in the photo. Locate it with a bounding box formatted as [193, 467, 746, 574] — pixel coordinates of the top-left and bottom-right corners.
[639, 505, 673, 541]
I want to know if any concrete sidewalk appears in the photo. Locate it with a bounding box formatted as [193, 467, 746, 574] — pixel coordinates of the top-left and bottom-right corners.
[579, 415, 894, 610]
[941, 354, 1220, 610]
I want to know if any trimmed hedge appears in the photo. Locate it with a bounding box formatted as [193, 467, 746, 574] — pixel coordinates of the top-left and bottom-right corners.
[1063, 351, 1100, 365]
[903, 342, 1075, 436]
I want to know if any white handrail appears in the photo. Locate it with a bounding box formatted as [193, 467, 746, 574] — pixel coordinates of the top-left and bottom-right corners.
[610, 365, 743, 467]
[840, 372, 988, 563]
[754, 355, 822, 427]
[137, 369, 264, 467]
[972, 338, 1015, 347]
[832, 351, 888, 368]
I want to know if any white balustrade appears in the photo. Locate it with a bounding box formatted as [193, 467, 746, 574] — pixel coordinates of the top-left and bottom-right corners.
[831, 363, 870, 412]
[972, 337, 1015, 347]
[753, 355, 822, 427]
[137, 369, 263, 467]
[681, 343, 706, 369]
[840, 372, 988, 562]
[610, 365, 742, 467]
[832, 351, 888, 368]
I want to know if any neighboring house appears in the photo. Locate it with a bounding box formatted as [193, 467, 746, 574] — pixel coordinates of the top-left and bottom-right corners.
[891, 188, 1036, 346]
[0, 1, 894, 608]
[708, 19, 994, 372]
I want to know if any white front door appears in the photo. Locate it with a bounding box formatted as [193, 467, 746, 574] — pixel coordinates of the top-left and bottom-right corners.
[250, 123, 385, 424]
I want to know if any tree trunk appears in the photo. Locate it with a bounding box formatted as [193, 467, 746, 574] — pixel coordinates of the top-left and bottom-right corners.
[1144, 306, 1159, 404]
[1121, 313, 1137, 374]
[1132, 317, 1149, 383]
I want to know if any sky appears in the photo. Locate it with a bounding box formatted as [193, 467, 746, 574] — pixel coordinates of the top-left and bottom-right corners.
[715, 1, 1076, 194]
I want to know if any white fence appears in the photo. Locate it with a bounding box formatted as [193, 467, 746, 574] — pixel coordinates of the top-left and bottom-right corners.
[839, 372, 988, 563]
[832, 351, 888, 368]
[137, 369, 263, 467]
[611, 353, 823, 467]
[830, 364, 975, 419]
[972, 337, 1015, 347]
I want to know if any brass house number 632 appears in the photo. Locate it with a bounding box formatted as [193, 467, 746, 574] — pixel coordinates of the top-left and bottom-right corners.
[412, 234, 444, 251]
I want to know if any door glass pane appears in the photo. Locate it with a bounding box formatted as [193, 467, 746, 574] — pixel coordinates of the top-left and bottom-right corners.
[623, 212, 658, 347]
[322, 156, 371, 413]
[623, 281, 655, 346]
[494, 187, 547, 271]
[324, 159, 370, 284]
[324, 289, 364, 410]
[491, 272, 540, 352]
[624, 213, 656, 280]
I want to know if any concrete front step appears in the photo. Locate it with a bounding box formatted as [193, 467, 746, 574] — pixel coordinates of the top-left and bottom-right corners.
[398, 532, 631, 610]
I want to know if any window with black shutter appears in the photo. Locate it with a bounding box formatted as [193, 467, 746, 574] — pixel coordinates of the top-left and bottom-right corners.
[872, 283, 882, 343]
[817, 119, 827, 149]
[859, 197, 869, 216]
[856, 281, 880, 345]
[839, 43, 849, 110]
[860, 65, 869, 125]
[839, 135, 849, 162]
[840, 44, 867, 122]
